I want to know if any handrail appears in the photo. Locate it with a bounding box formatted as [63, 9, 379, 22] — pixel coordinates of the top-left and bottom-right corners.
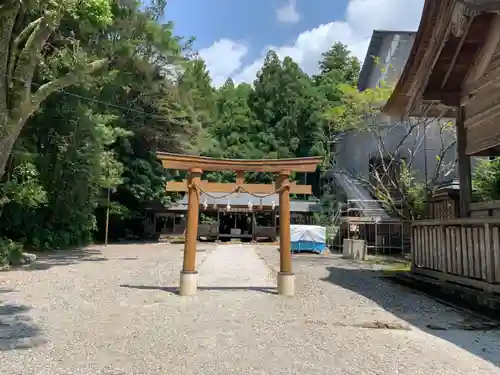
[331, 205, 341, 227]
[469, 200, 500, 211]
[413, 217, 500, 226]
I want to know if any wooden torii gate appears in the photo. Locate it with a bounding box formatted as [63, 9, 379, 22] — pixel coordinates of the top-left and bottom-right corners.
[157, 152, 323, 296]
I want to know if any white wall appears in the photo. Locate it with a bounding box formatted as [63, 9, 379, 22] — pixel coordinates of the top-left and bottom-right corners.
[368, 32, 416, 89]
[335, 32, 457, 185]
[334, 120, 457, 183]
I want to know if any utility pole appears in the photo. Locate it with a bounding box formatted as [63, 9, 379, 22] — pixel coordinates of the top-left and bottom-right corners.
[105, 187, 110, 246]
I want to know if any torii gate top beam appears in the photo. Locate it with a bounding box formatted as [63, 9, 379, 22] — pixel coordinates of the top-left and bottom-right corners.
[157, 152, 323, 173]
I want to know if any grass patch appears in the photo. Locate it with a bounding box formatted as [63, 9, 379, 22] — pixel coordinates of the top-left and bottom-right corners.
[167, 235, 185, 244]
[0, 237, 24, 267]
[363, 255, 411, 274]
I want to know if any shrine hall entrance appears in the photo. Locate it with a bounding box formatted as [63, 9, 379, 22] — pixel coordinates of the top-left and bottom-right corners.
[218, 211, 253, 240]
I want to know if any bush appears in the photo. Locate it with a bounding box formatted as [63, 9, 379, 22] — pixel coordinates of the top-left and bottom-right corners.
[0, 237, 24, 267]
[472, 158, 500, 201]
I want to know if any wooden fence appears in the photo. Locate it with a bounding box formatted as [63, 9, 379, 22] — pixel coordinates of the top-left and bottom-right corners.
[412, 218, 500, 293]
[469, 200, 500, 218]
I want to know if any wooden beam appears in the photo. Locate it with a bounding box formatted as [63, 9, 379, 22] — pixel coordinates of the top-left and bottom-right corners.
[463, 14, 500, 93]
[422, 90, 461, 106]
[456, 107, 472, 217]
[157, 152, 322, 173]
[466, 129, 500, 155]
[468, 148, 500, 156]
[441, 16, 474, 89]
[464, 64, 500, 96]
[460, 0, 500, 13]
[464, 100, 500, 128]
[236, 171, 244, 184]
[166, 180, 313, 195]
[404, 3, 455, 117]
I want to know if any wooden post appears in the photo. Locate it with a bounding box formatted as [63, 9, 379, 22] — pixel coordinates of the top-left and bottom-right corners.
[440, 225, 447, 274]
[277, 170, 294, 296]
[484, 223, 494, 285]
[104, 187, 110, 247]
[273, 211, 277, 239]
[179, 168, 202, 296]
[183, 168, 202, 272]
[278, 171, 292, 273]
[252, 211, 256, 241]
[236, 171, 244, 185]
[217, 208, 220, 242]
[456, 106, 472, 217]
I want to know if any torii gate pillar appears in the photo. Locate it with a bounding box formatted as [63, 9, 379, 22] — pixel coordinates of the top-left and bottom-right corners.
[179, 168, 202, 296]
[277, 170, 294, 296]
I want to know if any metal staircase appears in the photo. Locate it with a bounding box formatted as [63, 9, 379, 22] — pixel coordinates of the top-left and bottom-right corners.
[331, 204, 342, 226]
[331, 170, 391, 219]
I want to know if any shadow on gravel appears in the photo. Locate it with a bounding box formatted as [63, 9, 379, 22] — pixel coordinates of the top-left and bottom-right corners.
[22, 249, 107, 271]
[15, 249, 139, 271]
[322, 266, 500, 368]
[120, 284, 277, 295]
[0, 289, 44, 351]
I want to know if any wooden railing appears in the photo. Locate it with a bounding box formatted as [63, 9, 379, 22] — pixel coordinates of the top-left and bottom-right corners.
[255, 226, 276, 239]
[412, 218, 500, 293]
[469, 200, 500, 218]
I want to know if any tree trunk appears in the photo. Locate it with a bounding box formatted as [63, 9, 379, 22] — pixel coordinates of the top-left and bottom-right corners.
[0, 117, 23, 180]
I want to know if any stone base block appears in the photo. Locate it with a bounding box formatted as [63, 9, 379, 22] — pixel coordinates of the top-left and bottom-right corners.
[277, 272, 295, 296]
[342, 239, 367, 260]
[179, 271, 198, 296]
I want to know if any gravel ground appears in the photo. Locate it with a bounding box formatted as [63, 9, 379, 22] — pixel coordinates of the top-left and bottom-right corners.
[1, 243, 499, 375]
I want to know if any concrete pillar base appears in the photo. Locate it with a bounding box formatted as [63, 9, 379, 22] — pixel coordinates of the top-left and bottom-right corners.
[277, 272, 295, 296]
[179, 271, 198, 296]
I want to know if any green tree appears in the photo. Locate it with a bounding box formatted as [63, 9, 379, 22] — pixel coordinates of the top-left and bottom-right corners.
[0, 0, 194, 253]
[316, 42, 360, 86]
[178, 58, 216, 129]
[248, 51, 326, 184]
[0, 0, 114, 179]
[325, 83, 455, 220]
[472, 158, 500, 202]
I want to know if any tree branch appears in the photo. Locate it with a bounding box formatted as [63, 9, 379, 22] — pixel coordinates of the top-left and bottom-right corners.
[10, 12, 59, 116]
[7, 17, 43, 85]
[27, 58, 110, 117]
[0, 2, 20, 123]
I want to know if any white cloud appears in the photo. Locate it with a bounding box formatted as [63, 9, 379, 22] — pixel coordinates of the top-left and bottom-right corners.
[202, 0, 425, 87]
[276, 0, 300, 24]
[198, 39, 248, 87]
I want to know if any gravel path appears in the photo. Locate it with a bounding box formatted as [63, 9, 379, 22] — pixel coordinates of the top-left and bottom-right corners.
[199, 244, 274, 288]
[1, 243, 499, 375]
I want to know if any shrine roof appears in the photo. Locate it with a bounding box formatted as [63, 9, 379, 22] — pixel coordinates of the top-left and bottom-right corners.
[383, 0, 496, 118]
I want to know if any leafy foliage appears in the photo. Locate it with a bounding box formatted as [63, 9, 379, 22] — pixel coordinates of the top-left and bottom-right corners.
[0, 237, 24, 267]
[325, 74, 456, 220]
[472, 158, 500, 201]
[0, 0, 191, 254]
[0, 162, 47, 208]
[0, 0, 366, 264]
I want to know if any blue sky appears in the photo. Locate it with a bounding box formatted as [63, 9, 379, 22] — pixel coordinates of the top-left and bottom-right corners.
[163, 0, 425, 86]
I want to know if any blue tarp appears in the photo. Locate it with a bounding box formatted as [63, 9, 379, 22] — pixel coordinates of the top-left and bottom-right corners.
[290, 225, 326, 254]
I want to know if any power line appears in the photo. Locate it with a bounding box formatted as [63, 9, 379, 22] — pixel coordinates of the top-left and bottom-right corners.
[4, 73, 327, 151]
[3, 73, 197, 142]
